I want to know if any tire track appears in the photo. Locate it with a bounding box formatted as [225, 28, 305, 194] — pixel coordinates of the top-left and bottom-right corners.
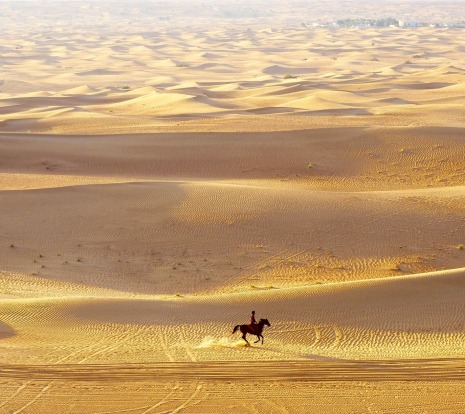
[158, 383, 203, 414]
[55, 333, 112, 364]
[0, 382, 29, 411]
[159, 329, 175, 362]
[3, 332, 112, 413]
[138, 383, 181, 414]
[164, 325, 204, 414]
[89, 383, 181, 414]
[264, 398, 291, 414]
[3, 359, 465, 382]
[177, 325, 197, 363]
[77, 325, 150, 364]
[11, 382, 53, 414]
[4, 324, 150, 413]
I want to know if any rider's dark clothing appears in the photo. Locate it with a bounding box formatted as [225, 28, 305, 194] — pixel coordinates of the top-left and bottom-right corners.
[250, 313, 258, 333]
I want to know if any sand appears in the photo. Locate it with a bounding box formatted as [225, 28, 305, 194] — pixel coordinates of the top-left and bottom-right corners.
[1, 0, 465, 412]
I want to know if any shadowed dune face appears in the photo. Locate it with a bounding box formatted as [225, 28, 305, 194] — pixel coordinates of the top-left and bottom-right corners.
[1, 1, 465, 412]
[0, 321, 15, 340]
[1, 127, 465, 190]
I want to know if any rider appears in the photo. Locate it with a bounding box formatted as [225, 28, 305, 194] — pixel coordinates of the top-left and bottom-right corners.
[250, 310, 258, 333]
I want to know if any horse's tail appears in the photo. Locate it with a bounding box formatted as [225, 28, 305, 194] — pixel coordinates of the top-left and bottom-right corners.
[232, 325, 240, 334]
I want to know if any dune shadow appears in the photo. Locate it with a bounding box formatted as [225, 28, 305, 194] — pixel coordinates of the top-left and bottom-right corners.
[0, 321, 16, 340]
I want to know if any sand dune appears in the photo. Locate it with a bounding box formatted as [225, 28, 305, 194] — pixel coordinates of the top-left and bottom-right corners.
[1, 18, 464, 125]
[1, 268, 464, 366]
[279, 95, 354, 110]
[1, 1, 465, 412]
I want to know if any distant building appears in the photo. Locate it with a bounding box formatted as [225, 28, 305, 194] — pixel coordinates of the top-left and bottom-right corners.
[399, 20, 420, 28]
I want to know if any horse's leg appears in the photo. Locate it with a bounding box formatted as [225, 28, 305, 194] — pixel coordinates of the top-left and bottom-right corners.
[261, 335, 264, 345]
[254, 335, 260, 343]
[242, 332, 250, 346]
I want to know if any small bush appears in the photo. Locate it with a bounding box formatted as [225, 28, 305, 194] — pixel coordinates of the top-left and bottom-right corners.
[284, 74, 298, 79]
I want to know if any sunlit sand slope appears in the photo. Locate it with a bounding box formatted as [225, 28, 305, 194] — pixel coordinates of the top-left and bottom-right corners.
[1, 268, 465, 364]
[1, 268, 465, 412]
[1, 180, 464, 296]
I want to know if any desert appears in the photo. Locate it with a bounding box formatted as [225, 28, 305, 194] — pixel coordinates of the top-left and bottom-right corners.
[1, 0, 465, 413]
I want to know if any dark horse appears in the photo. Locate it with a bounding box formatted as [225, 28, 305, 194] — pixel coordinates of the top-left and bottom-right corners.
[232, 318, 271, 346]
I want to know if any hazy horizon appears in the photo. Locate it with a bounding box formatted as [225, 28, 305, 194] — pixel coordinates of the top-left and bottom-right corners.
[2, 0, 465, 30]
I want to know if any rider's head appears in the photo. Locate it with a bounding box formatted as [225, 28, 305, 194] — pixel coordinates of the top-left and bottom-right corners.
[252, 311, 255, 314]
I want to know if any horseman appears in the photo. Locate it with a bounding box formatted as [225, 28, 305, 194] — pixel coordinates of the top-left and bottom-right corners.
[233, 315, 271, 346]
[250, 310, 258, 333]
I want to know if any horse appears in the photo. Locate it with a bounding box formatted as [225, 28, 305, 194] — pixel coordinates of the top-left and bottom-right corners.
[232, 318, 271, 346]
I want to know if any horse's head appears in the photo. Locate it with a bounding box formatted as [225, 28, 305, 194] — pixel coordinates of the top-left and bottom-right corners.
[260, 318, 271, 327]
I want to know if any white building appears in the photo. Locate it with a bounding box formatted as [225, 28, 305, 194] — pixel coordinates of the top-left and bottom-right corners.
[399, 20, 420, 28]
